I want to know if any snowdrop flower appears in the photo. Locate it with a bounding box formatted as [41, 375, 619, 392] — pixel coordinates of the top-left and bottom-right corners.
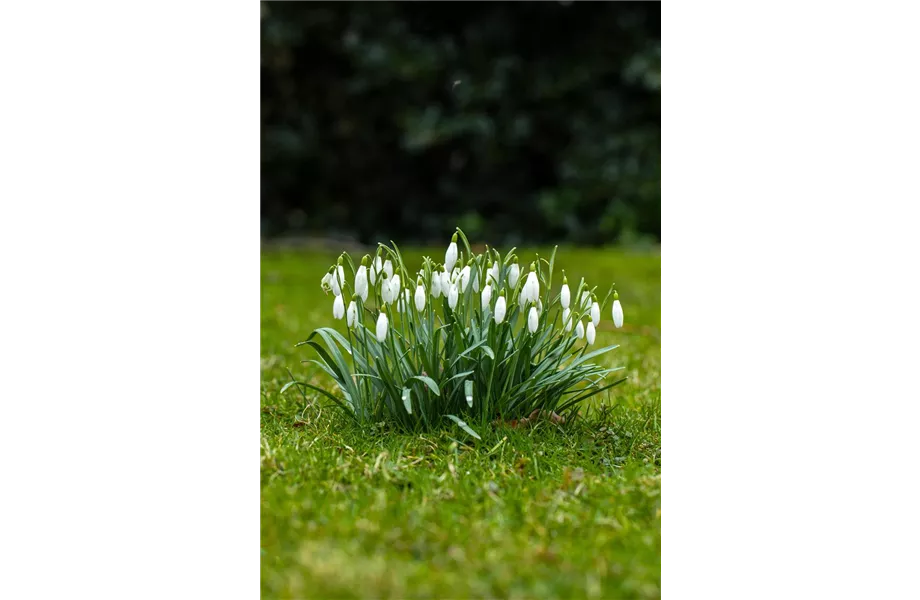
[444, 233, 458, 272]
[611, 291, 624, 328]
[331, 263, 345, 297]
[472, 268, 480, 293]
[459, 264, 471, 292]
[586, 321, 596, 345]
[527, 304, 539, 333]
[580, 290, 591, 310]
[590, 294, 600, 327]
[440, 269, 451, 295]
[380, 273, 394, 304]
[575, 320, 585, 339]
[448, 282, 459, 310]
[321, 267, 334, 293]
[562, 307, 573, 332]
[332, 294, 345, 320]
[355, 256, 369, 302]
[414, 280, 426, 311]
[397, 289, 411, 313]
[481, 284, 492, 311]
[490, 260, 500, 285]
[494, 291, 507, 324]
[376, 308, 389, 342]
[346, 298, 358, 328]
[560, 274, 570, 309]
[383, 259, 394, 280]
[389, 274, 401, 304]
[522, 263, 540, 305]
[507, 258, 520, 289]
[430, 268, 442, 298]
[370, 256, 383, 285]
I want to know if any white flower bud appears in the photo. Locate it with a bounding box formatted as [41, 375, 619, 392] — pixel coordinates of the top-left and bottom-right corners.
[508, 262, 520, 289]
[448, 283, 459, 310]
[494, 295, 507, 324]
[355, 266, 368, 302]
[376, 311, 388, 342]
[523, 269, 539, 305]
[331, 265, 345, 296]
[370, 257, 382, 285]
[459, 265, 471, 292]
[481, 284, 492, 311]
[586, 321, 596, 345]
[563, 307, 573, 332]
[415, 284, 426, 311]
[383, 259, 394, 279]
[346, 300, 357, 327]
[560, 283, 570, 309]
[445, 236, 458, 272]
[591, 301, 600, 327]
[612, 298, 624, 328]
[489, 261, 499, 285]
[430, 271, 441, 298]
[575, 320, 585, 339]
[332, 294, 345, 320]
[527, 306, 539, 333]
[440, 269, 451, 294]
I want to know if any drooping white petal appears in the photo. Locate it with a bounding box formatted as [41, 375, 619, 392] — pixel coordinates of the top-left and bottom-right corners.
[481, 284, 492, 311]
[376, 312, 389, 342]
[448, 283, 459, 310]
[472, 269, 480, 293]
[508, 263, 520, 289]
[581, 291, 591, 309]
[430, 272, 441, 298]
[489, 262, 499, 285]
[494, 296, 507, 324]
[346, 300, 357, 327]
[459, 265, 471, 292]
[321, 271, 332, 291]
[440, 270, 451, 294]
[586, 321, 596, 345]
[355, 266, 368, 301]
[415, 284, 426, 311]
[612, 299, 624, 328]
[333, 294, 345, 319]
[370, 257, 382, 285]
[575, 320, 585, 339]
[444, 241, 458, 272]
[563, 307, 573, 332]
[591, 301, 600, 327]
[383, 259, 394, 279]
[330, 266, 344, 296]
[524, 271, 540, 305]
[388, 274, 401, 305]
[560, 284, 570, 309]
[527, 306, 539, 333]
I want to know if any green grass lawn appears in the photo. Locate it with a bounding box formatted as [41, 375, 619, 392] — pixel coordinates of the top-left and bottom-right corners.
[261, 245, 661, 599]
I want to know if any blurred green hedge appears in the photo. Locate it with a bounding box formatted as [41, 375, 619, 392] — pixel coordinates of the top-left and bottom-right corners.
[261, 1, 660, 246]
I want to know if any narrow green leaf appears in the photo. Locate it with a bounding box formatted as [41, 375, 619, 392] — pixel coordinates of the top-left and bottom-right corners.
[445, 414, 481, 440]
[402, 387, 412, 414]
[409, 375, 441, 396]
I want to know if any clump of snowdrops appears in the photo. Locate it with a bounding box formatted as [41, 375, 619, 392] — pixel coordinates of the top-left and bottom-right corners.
[291, 228, 626, 439]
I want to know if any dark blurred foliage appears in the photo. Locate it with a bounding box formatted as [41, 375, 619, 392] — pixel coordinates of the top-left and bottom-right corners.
[261, 1, 660, 246]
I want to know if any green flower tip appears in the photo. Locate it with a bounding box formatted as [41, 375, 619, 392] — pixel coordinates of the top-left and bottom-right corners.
[487, 258, 493, 267]
[513, 256, 519, 264]
[613, 291, 619, 300]
[380, 305, 387, 314]
[562, 273, 568, 284]
[351, 293, 359, 301]
[529, 262, 536, 272]
[592, 293, 598, 301]
[337, 256, 344, 265]
[361, 255, 369, 266]
[499, 289, 506, 297]
[451, 232, 458, 243]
